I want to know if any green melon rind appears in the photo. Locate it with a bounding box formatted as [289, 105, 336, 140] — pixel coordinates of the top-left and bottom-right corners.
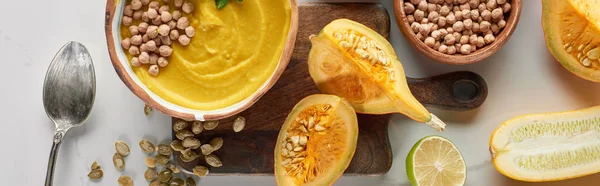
[542, 0, 600, 82]
[406, 135, 466, 186]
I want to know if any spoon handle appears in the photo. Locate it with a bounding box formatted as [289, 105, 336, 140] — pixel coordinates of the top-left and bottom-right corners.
[44, 130, 66, 186]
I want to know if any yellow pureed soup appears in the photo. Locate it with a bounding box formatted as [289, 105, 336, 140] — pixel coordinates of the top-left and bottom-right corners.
[122, 0, 291, 110]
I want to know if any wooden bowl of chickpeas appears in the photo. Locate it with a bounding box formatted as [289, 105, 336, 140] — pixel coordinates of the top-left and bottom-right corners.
[394, 0, 522, 65]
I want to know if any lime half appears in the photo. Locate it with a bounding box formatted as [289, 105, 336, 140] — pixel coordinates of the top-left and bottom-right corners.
[406, 136, 466, 186]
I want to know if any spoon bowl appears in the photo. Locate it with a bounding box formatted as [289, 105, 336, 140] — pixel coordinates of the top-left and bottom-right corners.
[43, 41, 95, 186]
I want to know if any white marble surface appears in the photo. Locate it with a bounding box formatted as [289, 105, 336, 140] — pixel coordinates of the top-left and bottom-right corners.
[1, 0, 600, 185]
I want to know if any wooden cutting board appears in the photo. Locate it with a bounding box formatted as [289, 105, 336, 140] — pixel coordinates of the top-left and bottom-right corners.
[172, 3, 487, 176]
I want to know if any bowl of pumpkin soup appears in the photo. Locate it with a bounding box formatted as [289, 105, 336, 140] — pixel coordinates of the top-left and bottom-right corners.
[105, 0, 298, 121]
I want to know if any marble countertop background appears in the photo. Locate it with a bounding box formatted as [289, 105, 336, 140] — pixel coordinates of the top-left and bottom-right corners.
[1, 0, 600, 185]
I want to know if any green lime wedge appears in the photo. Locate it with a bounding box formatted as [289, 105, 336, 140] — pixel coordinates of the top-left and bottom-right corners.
[406, 136, 466, 186]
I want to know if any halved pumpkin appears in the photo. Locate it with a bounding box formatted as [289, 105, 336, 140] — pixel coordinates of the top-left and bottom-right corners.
[543, 0, 600, 82]
[274, 94, 358, 186]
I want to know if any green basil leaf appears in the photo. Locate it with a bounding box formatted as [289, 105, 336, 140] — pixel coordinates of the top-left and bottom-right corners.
[216, 0, 229, 9]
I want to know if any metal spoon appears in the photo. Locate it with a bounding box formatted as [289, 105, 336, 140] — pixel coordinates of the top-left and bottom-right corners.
[43, 41, 95, 186]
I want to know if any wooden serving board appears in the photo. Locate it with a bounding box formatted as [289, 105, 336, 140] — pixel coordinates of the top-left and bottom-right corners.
[172, 3, 487, 176]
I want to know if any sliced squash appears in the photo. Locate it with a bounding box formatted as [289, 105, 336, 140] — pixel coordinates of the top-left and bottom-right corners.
[274, 94, 358, 186]
[543, 0, 600, 82]
[490, 106, 600, 182]
[308, 19, 445, 131]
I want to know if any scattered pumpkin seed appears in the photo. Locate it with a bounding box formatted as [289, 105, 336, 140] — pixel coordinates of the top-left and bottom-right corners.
[113, 153, 125, 170]
[182, 137, 201, 149]
[233, 116, 246, 132]
[176, 130, 194, 140]
[169, 177, 185, 186]
[171, 140, 185, 151]
[158, 169, 173, 182]
[173, 120, 188, 132]
[191, 121, 203, 134]
[91, 161, 101, 170]
[155, 154, 170, 166]
[209, 137, 223, 151]
[145, 168, 158, 181]
[167, 163, 181, 173]
[118, 175, 133, 186]
[200, 144, 214, 155]
[139, 139, 156, 154]
[146, 156, 156, 168]
[180, 149, 200, 162]
[144, 104, 153, 116]
[203, 121, 219, 130]
[158, 144, 173, 156]
[185, 177, 196, 186]
[88, 169, 103, 180]
[205, 154, 223, 167]
[192, 166, 209, 177]
[150, 180, 163, 186]
[115, 141, 130, 156]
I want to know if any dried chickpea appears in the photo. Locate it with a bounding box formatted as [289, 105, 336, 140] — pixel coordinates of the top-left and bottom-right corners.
[161, 35, 172, 45]
[185, 26, 195, 37]
[414, 10, 425, 22]
[497, 0, 507, 4]
[431, 30, 441, 40]
[433, 41, 441, 50]
[440, 5, 450, 16]
[447, 45, 457, 54]
[420, 18, 429, 24]
[149, 65, 159, 76]
[416, 32, 425, 41]
[149, 53, 158, 65]
[444, 0, 452, 4]
[147, 25, 159, 38]
[141, 12, 150, 22]
[487, 0, 498, 10]
[472, 22, 480, 32]
[411, 22, 421, 34]
[476, 36, 485, 47]
[478, 3, 486, 12]
[177, 17, 190, 29]
[170, 30, 180, 40]
[161, 11, 172, 22]
[129, 26, 139, 35]
[178, 35, 191, 46]
[430, 23, 438, 31]
[428, 11, 439, 22]
[158, 57, 168, 67]
[410, 0, 420, 4]
[424, 37, 436, 48]
[131, 0, 142, 10]
[168, 20, 177, 30]
[149, 1, 160, 10]
[452, 21, 464, 32]
[407, 15, 415, 23]
[463, 19, 473, 30]
[140, 43, 148, 52]
[470, 9, 479, 20]
[458, 0, 468, 4]
[491, 24, 500, 34]
[438, 44, 448, 53]
[444, 34, 456, 45]
[182, 1, 195, 13]
[459, 3, 470, 11]
[129, 45, 140, 55]
[172, 10, 182, 20]
[146, 9, 158, 19]
[469, 34, 478, 45]
[460, 44, 472, 54]
[122, 16, 133, 26]
[452, 6, 460, 12]
[460, 35, 469, 44]
[469, 0, 480, 9]
[131, 57, 141, 67]
[446, 13, 456, 25]
[480, 21, 491, 32]
[153, 37, 162, 46]
[159, 5, 170, 13]
[121, 38, 131, 50]
[461, 9, 471, 20]
[133, 10, 143, 20]
[138, 22, 149, 33]
[427, 3, 437, 13]
[454, 11, 463, 21]
[142, 34, 150, 43]
[131, 35, 143, 45]
[404, 3, 416, 14]
[419, 23, 431, 36]
[481, 10, 491, 21]
[417, 1, 427, 11]
[502, 3, 511, 13]
[141, 0, 149, 5]
[159, 45, 173, 57]
[158, 24, 170, 36]
[497, 19, 506, 29]
[462, 30, 473, 36]
[439, 29, 448, 37]
[124, 5, 133, 17]
[146, 40, 157, 51]
[491, 8, 503, 21]
[139, 52, 150, 64]
[484, 34, 495, 44]
[152, 16, 162, 25]
[175, 0, 184, 8]
[446, 27, 454, 34]
[438, 16, 447, 27]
